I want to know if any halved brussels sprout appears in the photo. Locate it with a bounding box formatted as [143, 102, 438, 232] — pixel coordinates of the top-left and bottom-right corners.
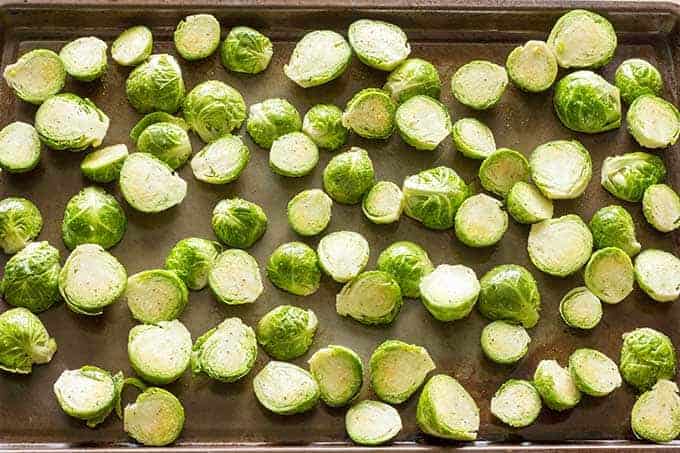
[491, 379, 542, 428]
[111, 26, 153, 67]
[634, 249, 680, 303]
[377, 241, 433, 298]
[342, 88, 396, 140]
[631, 380, 680, 443]
[528, 214, 593, 277]
[125, 54, 185, 113]
[130, 112, 188, 143]
[164, 237, 220, 291]
[302, 104, 348, 151]
[451, 118, 496, 160]
[589, 205, 641, 257]
[346, 400, 402, 446]
[323, 147, 375, 205]
[420, 264, 479, 322]
[478, 264, 541, 328]
[208, 249, 263, 305]
[627, 95, 680, 149]
[191, 317, 257, 383]
[348, 19, 410, 71]
[173, 14, 221, 60]
[600, 152, 666, 202]
[451, 60, 508, 110]
[309, 345, 363, 407]
[455, 194, 508, 247]
[59, 37, 107, 82]
[584, 247, 634, 304]
[267, 242, 320, 296]
[124, 387, 184, 447]
[3, 49, 65, 104]
[61, 186, 126, 250]
[384, 58, 441, 104]
[506, 182, 553, 224]
[559, 287, 602, 330]
[125, 269, 188, 324]
[182, 80, 246, 143]
[221, 26, 273, 74]
[547, 9, 617, 69]
[615, 58, 664, 105]
[253, 361, 320, 415]
[284, 30, 351, 88]
[137, 122, 192, 169]
[362, 181, 404, 224]
[533, 359, 581, 411]
[643, 184, 680, 233]
[480, 320, 530, 364]
[2, 241, 61, 312]
[128, 320, 192, 385]
[191, 134, 249, 184]
[119, 153, 187, 213]
[0, 307, 56, 373]
[211, 198, 267, 249]
[269, 132, 319, 177]
[568, 348, 622, 397]
[336, 271, 402, 326]
[369, 340, 435, 404]
[529, 140, 592, 199]
[317, 231, 370, 283]
[620, 327, 676, 392]
[416, 374, 479, 441]
[0, 121, 41, 173]
[246, 98, 301, 149]
[0, 197, 43, 254]
[81, 144, 128, 183]
[395, 95, 451, 150]
[479, 148, 530, 198]
[505, 40, 557, 93]
[287, 189, 332, 236]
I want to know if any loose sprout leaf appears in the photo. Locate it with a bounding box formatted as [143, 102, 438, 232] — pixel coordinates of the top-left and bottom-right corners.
[221, 26, 273, 74]
[81, 144, 129, 183]
[3, 49, 66, 104]
[266, 242, 321, 296]
[478, 264, 541, 328]
[269, 132, 319, 177]
[559, 287, 603, 329]
[529, 140, 592, 200]
[342, 88, 396, 140]
[323, 147, 375, 205]
[634, 249, 680, 303]
[253, 361, 320, 415]
[173, 14, 221, 61]
[615, 58, 664, 105]
[123, 387, 185, 447]
[61, 186, 127, 250]
[0, 307, 57, 374]
[506, 40, 557, 92]
[246, 98, 301, 149]
[420, 264, 479, 322]
[362, 181, 404, 224]
[2, 241, 61, 313]
[627, 95, 680, 149]
[478, 148, 530, 198]
[506, 182, 554, 224]
[0, 121, 41, 173]
[125, 269, 188, 324]
[119, 153, 188, 213]
[183, 80, 247, 143]
[620, 327, 677, 392]
[287, 189, 332, 236]
[211, 198, 267, 249]
[584, 247, 634, 304]
[527, 214, 593, 277]
[395, 95, 451, 150]
[377, 241, 433, 298]
[164, 237, 220, 291]
[53, 366, 118, 427]
[208, 249, 263, 305]
[589, 205, 641, 257]
[600, 152, 666, 202]
[568, 348, 622, 397]
[302, 104, 348, 151]
[369, 340, 435, 404]
[0, 197, 43, 254]
[631, 380, 680, 443]
[451, 60, 508, 110]
[547, 9, 617, 69]
[384, 58, 441, 104]
[451, 118, 496, 160]
[490, 379, 542, 428]
[454, 194, 508, 247]
[533, 359, 581, 411]
[480, 320, 531, 364]
[416, 374, 479, 441]
[317, 231, 370, 283]
[112, 26, 153, 67]
[345, 400, 402, 446]
[125, 54, 185, 113]
[336, 271, 403, 326]
[284, 30, 352, 88]
[348, 19, 410, 71]
[128, 320, 192, 385]
[309, 345, 364, 407]
[191, 134, 250, 185]
[59, 36, 108, 82]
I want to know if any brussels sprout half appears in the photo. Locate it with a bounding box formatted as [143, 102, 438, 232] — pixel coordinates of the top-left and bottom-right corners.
[420, 264, 479, 322]
[111, 26, 153, 67]
[208, 249, 263, 305]
[191, 134, 250, 184]
[589, 205, 641, 257]
[615, 58, 664, 105]
[559, 287, 603, 330]
[287, 189, 332, 236]
[211, 198, 267, 249]
[533, 359, 581, 411]
[183, 80, 247, 143]
[336, 271, 403, 326]
[547, 9, 617, 69]
[451, 60, 508, 110]
[173, 14, 221, 61]
[620, 327, 676, 392]
[246, 98, 301, 149]
[129, 112, 189, 143]
[529, 140, 592, 199]
[323, 147, 375, 205]
[164, 237, 220, 291]
[478, 264, 541, 328]
[348, 19, 410, 71]
[125, 54, 185, 113]
[369, 340, 435, 404]
[269, 132, 319, 177]
[491, 379, 542, 428]
[479, 148, 530, 198]
[0, 121, 41, 173]
[81, 144, 129, 183]
[317, 231, 370, 283]
[342, 89, 396, 140]
[253, 361, 320, 415]
[600, 152, 666, 202]
[0, 307, 56, 374]
[61, 186, 126, 250]
[584, 247, 634, 304]
[2, 241, 61, 313]
[3, 49, 66, 104]
[480, 320, 531, 364]
[377, 240, 433, 298]
[455, 194, 508, 248]
[0, 197, 43, 254]
[505, 40, 557, 93]
[221, 26, 273, 74]
[506, 182, 554, 224]
[124, 387, 185, 447]
[627, 95, 680, 149]
[643, 184, 680, 233]
[634, 249, 680, 303]
[568, 348, 622, 397]
[451, 118, 496, 160]
[128, 320, 192, 385]
[631, 380, 680, 443]
[302, 104, 348, 151]
[309, 345, 363, 407]
[59, 37, 108, 82]
[346, 400, 402, 446]
[395, 95, 451, 151]
[384, 58, 441, 104]
[284, 30, 352, 88]
[119, 153, 187, 213]
[267, 242, 320, 296]
[528, 214, 593, 277]
[137, 121, 192, 169]
[362, 181, 404, 224]
[125, 269, 188, 324]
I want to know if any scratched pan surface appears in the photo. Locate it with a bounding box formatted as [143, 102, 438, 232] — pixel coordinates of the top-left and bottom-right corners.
[0, 1, 679, 451]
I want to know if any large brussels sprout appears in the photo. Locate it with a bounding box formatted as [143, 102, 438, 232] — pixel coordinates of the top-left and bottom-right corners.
[124, 387, 185, 446]
[221, 26, 273, 74]
[59, 37, 108, 82]
[191, 134, 250, 184]
[253, 361, 320, 415]
[111, 26, 153, 67]
[533, 359, 581, 411]
[348, 19, 410, 71]
[119, 153, 187, 213]
[208, 249, 263, 305]
[584, 247, 634, 304]
[336, 271, 403, 326]
[164, 237, 220, 290]
[506, 182, 553, 225]
[369, 340, 435, 404]
[395, 95, 451, 150]
[136, 122, 192, 170]
[528, 215, 593, 277]
[454, 194, 508, 248]
[568, 348, 622, 397]
[553, 71, 621, 133]
[416, 374, 479, 441]
[384, 58, 441, 104]
[2, 241, 61, 313]
[634, 249, 680, 303]
[125, 54, 185, 113]
[323, 147, 375, 205]
[342, 88, 396, 140]
[377, 241, 433, 298]
[125, 269, 188, 324]
[246, 98, 301, 149]
[480, 320, 530, 364]
[451, 60, 508, 110]
[505, 40, 557, 93]
[0, 121, 41, 173]
[478, 148, 530, 198]
[284, 30, 352, 88]
[620, 327, 676, 392]
[631, 380, 680, 443]
[81, 144, 128, 183]
[529, 140, 592, 199]
[267, 242, 321, 296]
[130, 112, 188, 143]
[627, 95, 680, 149]
[182, 80, 247, 143]
[302, 104, 348, 151]
[547, 9, 617, 69]
[615, 58, 664, 105]
[490, 379, 541, 428]
[308, 345, 363, 407]
[600, 152, 666, 202]
[256, 305, 317, 360]
[128, 320, 192, 385]
[61, 186, 126, 250]
[346, 400, 402, 446]
[2, 49, 65, 104]
[211, 198, 267, 249]
[643, 184, 680, 233]
[317, 231, 370, 283]
[478, 264, 541, 328]
[0, 197, 43, 254]
[0, 307, 56, 374]
[451, 118, 496, 160]
[559, 287, 602, 330]
[173, 14, 220, 61]
[362, 181, 404, 225]
[589, 205, 641, 257]
[269, 132, 319, 177]
[420, 264, 480, 322]
[287, 189, 332, 236]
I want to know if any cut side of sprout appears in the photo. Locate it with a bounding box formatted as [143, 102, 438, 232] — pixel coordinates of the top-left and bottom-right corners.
[191, 135, 250, 184]
[451, 60, 508, 110]
[208, 249, 263, 305]
[81, 144, 128, 183]
[125, 269, 188, 324]
[584, 247, 634, 304]
[547, 9, 617, 69]
[454, 194, 508, 247]
[369, 340, 435, 404]
[631, 380, 680, 443]
[479, 148, 530, 198]
[123, 387, 185, 447]
[533, 359, 581, 411]
[480, 321, 531, 365]
[643, 184, 680, 233]
[0, 121, 41, 173]
[269, 132, 319, 177]
[59, 37, 108, 82]
[348, 19, 410, 71]
[3, 49, 66, 104]
[568, 348, 622, 397]
[506, 182, 553, 224]
[395, 95, 451, 150]
[253, 361, 320, 415]
[318, 231, 370, 283]
[634, 249, 680, 302]
[559, 287, 602, 329]
[528, 215, 593, 277]
[362, 181, 404, 224]
[416, 374, 479, 441]
[346, 400, 402, 446]
[626, 95, 680, 149]
[336, 271, 402, 325]
[420, 264, 480, 322]
[119, 153, 187, 213]
[287, 189, 332, 236]
[490, 379, 542, 428]
[284, 30, 352, 88]
[529, 140, 592, 199]
[112, 26, 153, 66]
[342, 88, 396, 140]
[452, 117, 496, 160]
[506, 40, 558, 93]
[309, 345, 364, 407]
[128, 320, 192, 385]
[173, 14, 221, 61]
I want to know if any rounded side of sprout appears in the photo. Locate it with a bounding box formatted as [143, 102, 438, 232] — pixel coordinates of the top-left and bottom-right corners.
[589, 205, 641, 257]
[125, 54, 185, 114]
[111, 26, 153, 66]
[620, 327, 677, 392]
[173, 14, 221, 60]
[346, 400, 402, 446]
[61, 186, 126, 250]
[547, 9, 617, 69]
[478, 148, 530, 198]
[451, 60, 508, 110]
[568, 348, 622, 397]
[0, 307, 57, 374]
[451, 117, 496, 160]
[53, 366, 119, 427]
[478, 264, 541, 328]
[302, 104, 348, 151]
[533, 359, 581, 411]
[342, 88, 396, 140]
[615, 58, 663, 105]
[267, 242, 321, 296]
[348, 19, 410, 71]
[643, 184, 680, 233]
[480, 320, 531, 364]
[211, 198, 267, 249]
[0, 197, 43, 254]
[528, 214, 593, 277]
[317, 231, 370, 283]
[269, 132, 319, 177]
[164, 237, 220, 291]
[529, 140, 592, 199]
[559, 287, 603, 329]
[395, 95, 451, 151]
[506, 40, 557, 93]
[128, 320, 192, 385]
[455, 194, 508, 248]
[208, 249, 263, 305]
[191, 134, 250, 184]
[627, 95, 680, 149]
[631, 380, 680, 443]
[420, 264, 479, 322]
[600, 152, 666, 203]
[137, 122, 192, 170]
[253, 361, 320, 415]
[81, 144, 128, 183]
[506, 182, 553, 224]
[3, 49, 66, 104]
[490, 379, 542, 428]
[124, 387, 185, 447]
[59, 37, 108, 82]
[376, 240, 433, 298]
[323, 147, 375, 205]
[125, 269, 188, 324]
[0, 121, 41, 173]
[584, 247, 634, 304]
[182, 80, 246, 143]
[246, 98, 301, 149]
[284, 30, 352, 88]
[634, 249, 680, 303]
[369, 340, 435, 404]
[384, 58, 441, 104]
[336, 271, 402, 326]
[130, 112, 188, 143]
[119, 153, 187, 213]
[362, 181, 404, 224]
[221, 26, 273, 74]
[309, 345, 363, 407]
[287, 189, 332, 236]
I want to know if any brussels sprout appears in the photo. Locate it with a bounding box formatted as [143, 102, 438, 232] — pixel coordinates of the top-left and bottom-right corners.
[478, 264, 541, 328]
[631, 380, 680, 443]
[111, 26, 153, 67]
[182, 80, 247, 143]
[478, 148, 530, 198]
[643, 184, 680, 233]
[208, 249, 263, 305]
[0, 121, 41, 173]
[302, 104, 348, 151]
[220, 26, 273, 74]
[269, 132, 319, 177]
[553, 70, 621, 133]
[253, 361, 320, 415]
[346, 400, 402, 446]
[246, 98, 301, 149]
[53, 366, 123, 427]
[529, 140, 592, 199]
[451, 60, 508, 110]
[615, 58, 664, 105]
[211, 198, 267, 249]
[528, 215, 593, 277]
[0, 197, 43, 254]
[348, 19, 410, 71]
[125, 270, 188, 324]
[309, 345, 363, 407]
[402, 166, 471, 229]
[559, 287, 602, 330]
[480, 320, 530, 364]
[505, 40, 557, 93]
[383, 58, 441, 104]
[533, 359, 581, 411]
[584, 247, 634, 304]
[342, 89, 396, 140]
[455, 194, 508, 248]
[164, 237, 220, 290]
[35, 93, 109, 151]
[119, 153, 187, 213]
[547, 9, 617, 69]
[377, 241, 433, 298]
[287, 189, 332, 236]
[634, 249, 680, 303]
[267, 242, 320, 296]
[506, 182, 553, 224]
[323, 147, 375, 205]
[416, 374, 479, 441]
[128, 320, 191, 385]
[317, 231, 370, 283]
[191, 134, 249, 184]
[589, 205, 641, 257]
[2, 241, 61, 313]
[81, 144, 128, 183]
[369, 340, 435, 404]
[136, 122, 191, 170]
[395, 95, 451, 151]
[0, 307, 56, 373]
[125, 54, 185, 113]
[191, 317, 257, 383]
[620, 327, 676, 392]
[336, 271, 403, 326]
[627, 95, 680, 149]
[362, 181, 404, 224]
[491, 379, 542, 428]
[568, 348, 622, 397]
[284, 30, 352, 88]
[130, 112, 189, 143]
[61, 186, 126, 250]
[3, 49, 65, 104]
[451, 118, 496, 160]
[59, 37, 107, 82]
[420, 264, 479, 322]
[173, 14, 221, 60]
[124, 387, 184, 446]
[600, 152, 666, 202]
[59, 244, 127, 316]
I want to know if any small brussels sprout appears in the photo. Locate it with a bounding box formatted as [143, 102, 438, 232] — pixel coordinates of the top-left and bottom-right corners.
[478, 148, 530, 198]
[420, 264, 480, 322]
[0, 197, 43, 254]
[377, 241, 433, 298]
[220, 26, 273, 74]
[191, 134, 249, 184]
[211, 198, 267, 249]
[600, 152, 666, 202]
[627, 95, 680, 149]
[643, 184, 680, 233]
[3, 49, 65, 104]
[0, 121, 41, 173]
[81, 144, 128, 183]
[128, 320, 191, 385]
[559, 287, 602, 330]
[0, 307, 56, 373]
[451, 118, 496, 160]
[553, 70, 621, 133]
[506, 182, 553, 224]
[61, 186, 126, 250]
[451, 60, 508, 110]
[124, 387, 184, 447]
[125, 270, 188, 324]
[125, 54, 185, 113]
[267, 242, 321, 296]
[246, 98, 301, 149]
[287, 189, 332, 236]
[111, 26, 153, 67]
[383, 58, 441, 104]
[164, 237, 220, 291]
[2, 241, 61, 312]
[309, 345, 363, 407]
[336, 271, 403, 326]
[634, 249, 680, 303]
[547, 9, 617, 69]
[615, 58, 664, 105]
[369, 340, 435, 404]
[348, 19, 410, 71]
[269, 132, 319, 177]
[589, 205, 641, 257]
[527, 215, 593, 277]
[137, 122, 192, 170]
[323, 147, 375, 205]
[173, 14, 221, 61]
[191, 317, 257, 383]
[533, 359, 581, 411]
[362, 181, 404, 224]
[416, 374, 479, 441]
[568, 348, 622, 397]
[284, 30, 352, 88]
[208, 249, 263, 305]
[59, 37, 107, 82]
[302, 104, 348, 151]
[620, 327, 676, 392]
[395, 95, 451, 150]
[130, 112, 188, 143]
[59, 244, 127, 316]
[505, 40, 557, 93]
[346, 400, 402, 446]
[491, 380, 542, 428]
[480, 320, 530, 364]
[402, 166, 471, 229]
[35, 93, 109, 151]
[119, 153, 187, 213]
[317, 231, 370, 283]
[584, 247, 634, 304]
[253, 361, 320, 415]
[342, 88, 396, 140]
[478, 264, 541, 328]
[631, 380, 680, 443]
[529, 140, 592, 199]
[454, 194, 508, 248]
[182, 80, 246, 143]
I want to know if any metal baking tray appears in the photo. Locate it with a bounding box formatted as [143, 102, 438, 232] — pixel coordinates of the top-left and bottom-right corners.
[1, 0, 679, 451]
